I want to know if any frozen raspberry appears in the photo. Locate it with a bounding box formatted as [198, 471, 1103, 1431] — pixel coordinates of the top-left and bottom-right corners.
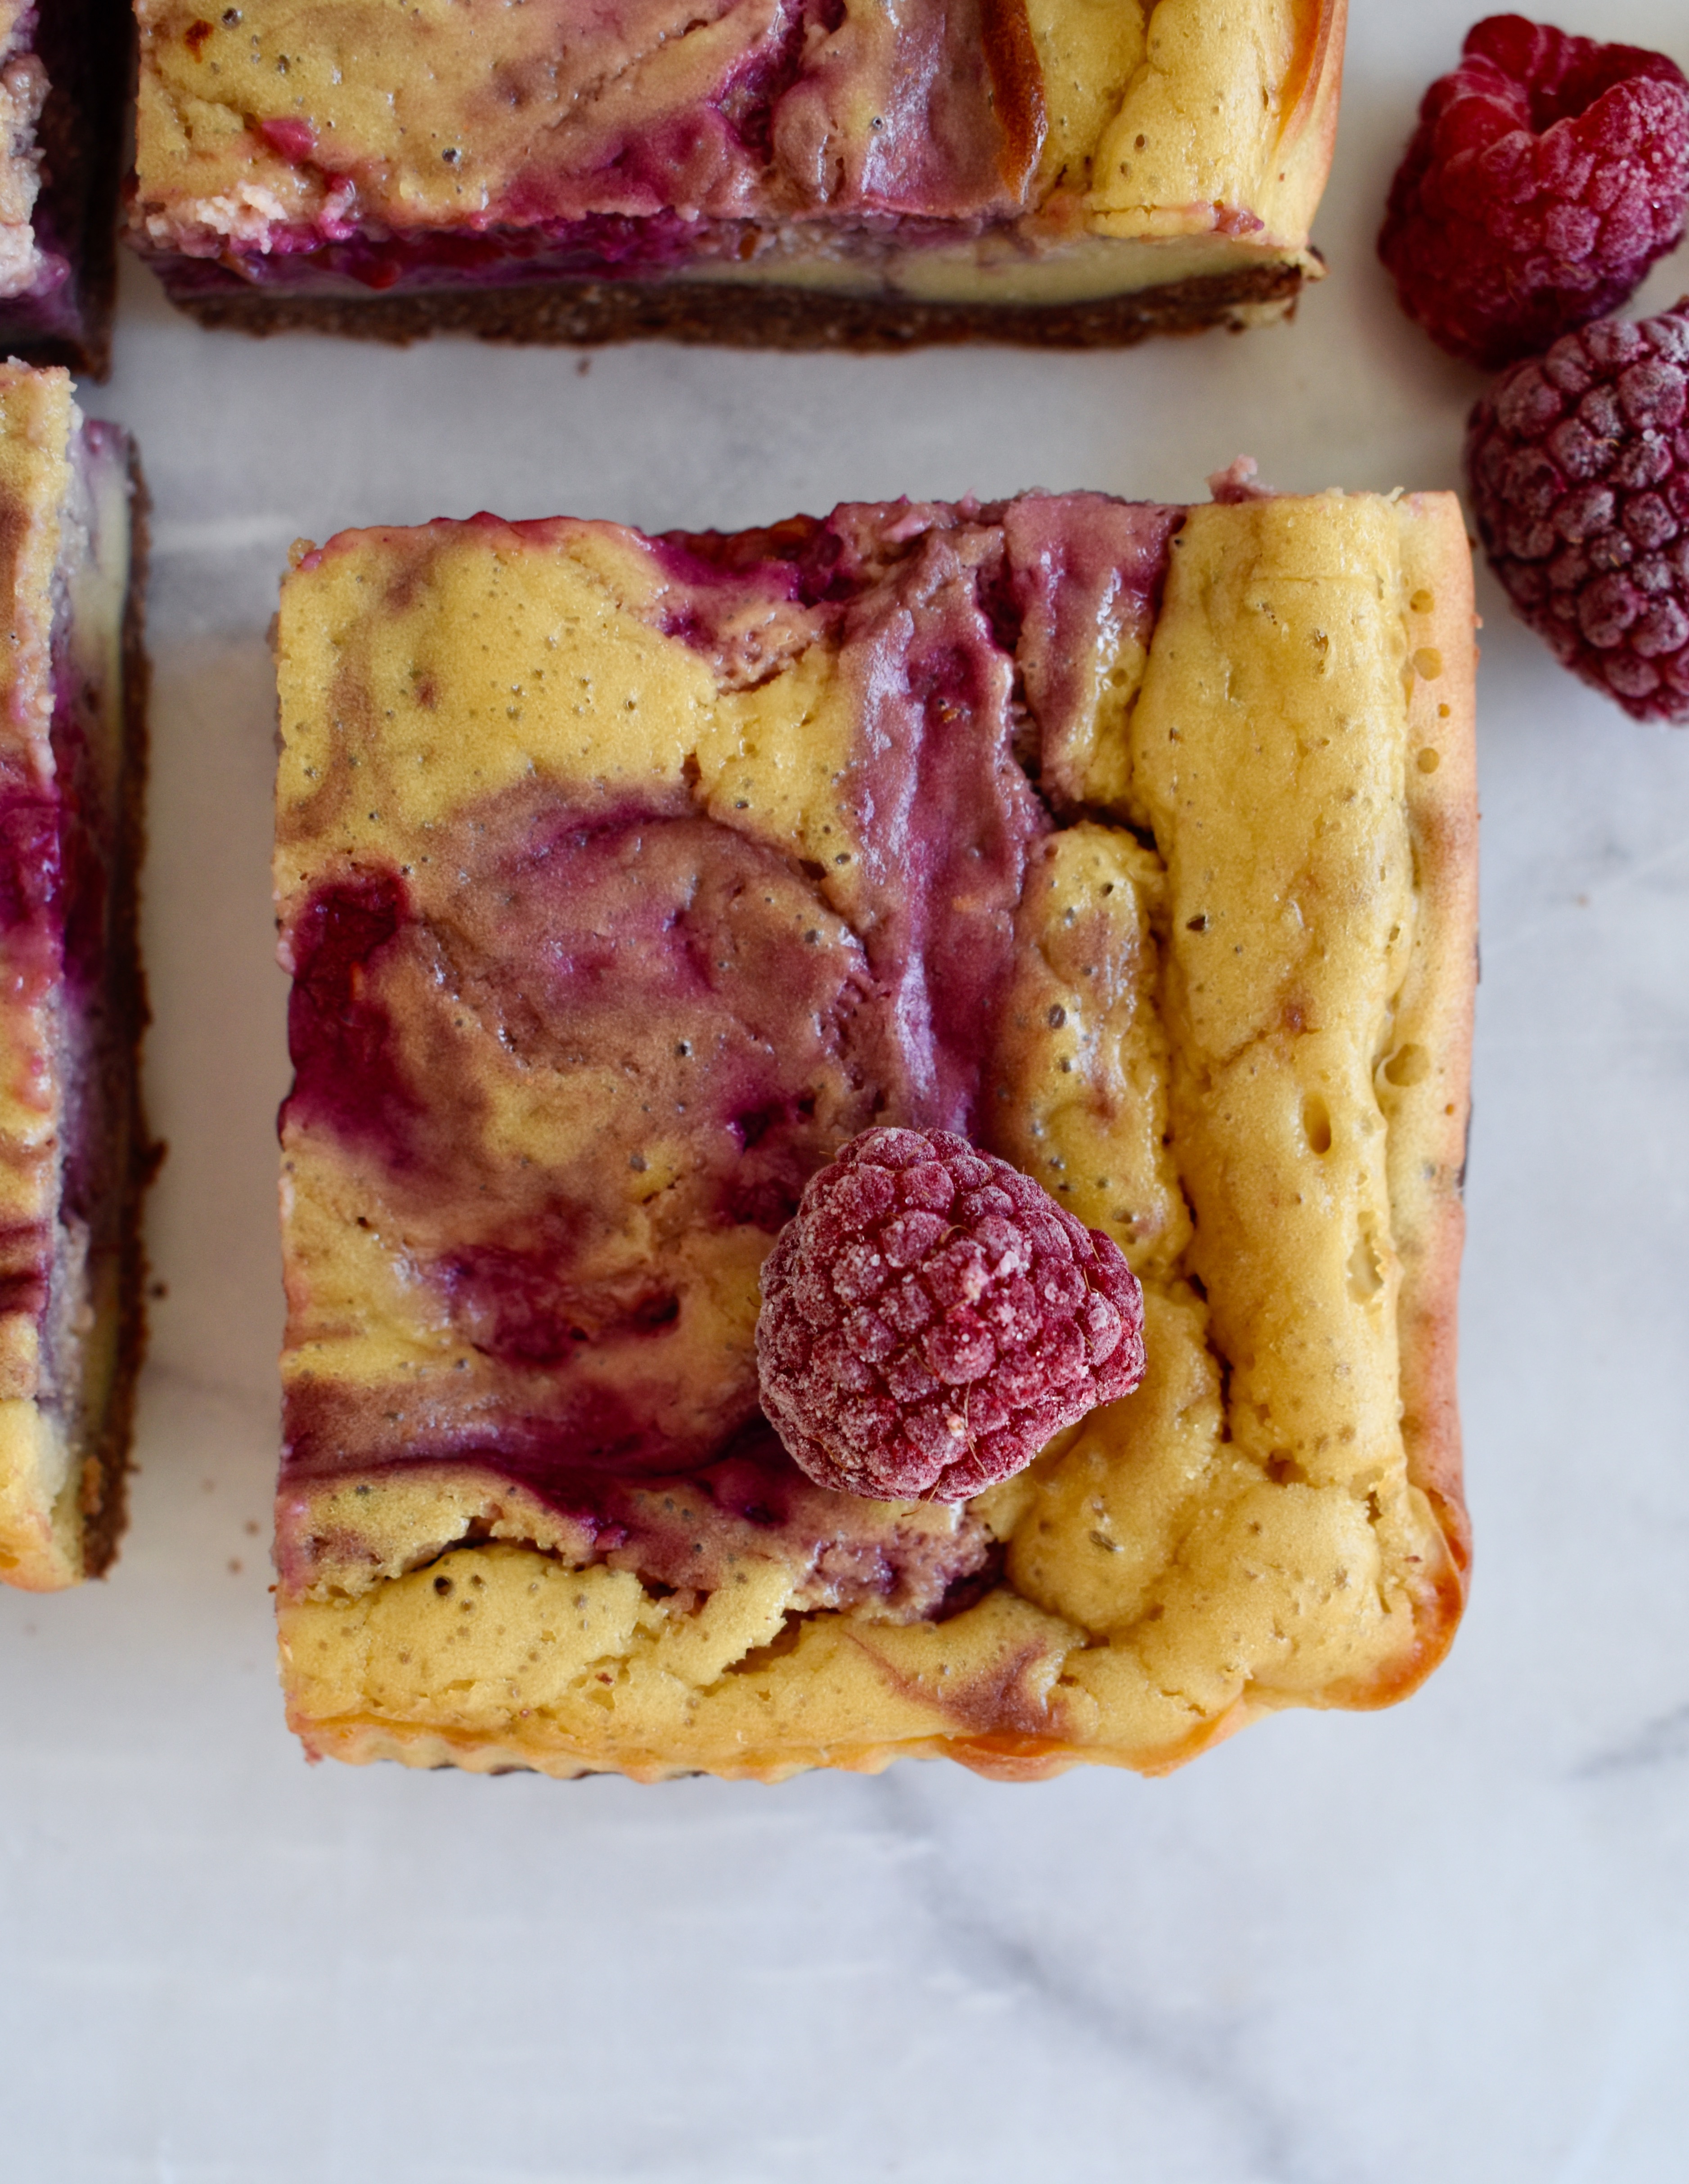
[1465, 299, 1689, 722]
[756, 1128, 1146, 1504]
[1379, 16, 1689, 368]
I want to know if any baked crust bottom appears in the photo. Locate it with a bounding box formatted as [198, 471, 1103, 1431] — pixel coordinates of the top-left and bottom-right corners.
[78, 449, 156, 1578]
[160, 259, 1308, 351]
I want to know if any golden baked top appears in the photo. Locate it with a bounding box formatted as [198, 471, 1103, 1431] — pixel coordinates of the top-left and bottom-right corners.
[275, 486, 1475, 1779]
[135, 0, 1342, 269]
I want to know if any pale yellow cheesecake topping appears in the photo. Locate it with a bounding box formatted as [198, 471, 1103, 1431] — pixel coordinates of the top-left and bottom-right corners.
[135, 0, 1343, 298]
[275, 489, 1474, 1779]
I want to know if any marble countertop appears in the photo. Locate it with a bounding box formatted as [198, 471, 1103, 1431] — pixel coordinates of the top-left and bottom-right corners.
[4, 7, 1689, 2179]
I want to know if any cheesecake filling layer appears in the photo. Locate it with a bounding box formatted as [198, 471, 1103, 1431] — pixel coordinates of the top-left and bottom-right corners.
[145, 214, 1309, 312]
[136, 0, 1335, 307]
[0, 406, 135, 1547]
[277, 494, 1177, 1610]
[140, 0, 1038, 273]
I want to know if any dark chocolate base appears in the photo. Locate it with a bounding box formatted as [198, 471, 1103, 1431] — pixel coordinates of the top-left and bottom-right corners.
[80, 449, 157, 1578]
[159, 259, 1310, 351]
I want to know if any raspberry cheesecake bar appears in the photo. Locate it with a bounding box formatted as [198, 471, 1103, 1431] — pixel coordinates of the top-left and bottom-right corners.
[0, 2, 129, 378]
[275, 480, 1475, 1779]
[0, 365, 150, 1588]
[132, 0, 1344, 349]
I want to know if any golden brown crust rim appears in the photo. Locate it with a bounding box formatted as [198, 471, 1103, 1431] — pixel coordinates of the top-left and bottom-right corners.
[1279, 0, 1347, 157]
[288, 1714, 1076, 1786]
[1311, 493, 1474, 1710]
[1380, 493, 1478, 1676]
[287, 1694, 1263, 1785]
[1402, 510, 1478, 1579]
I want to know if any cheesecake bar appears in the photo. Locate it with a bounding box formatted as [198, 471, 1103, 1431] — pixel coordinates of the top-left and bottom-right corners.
[132, 0, 1344, 349]
[0, 2, 129, 378]
[274, 480, 1475, 1779]
[0, 366, 150, 1588]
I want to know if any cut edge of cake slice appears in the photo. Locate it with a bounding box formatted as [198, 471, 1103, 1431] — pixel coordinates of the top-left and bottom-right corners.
[0, 364, 153, 1589]
[130, 0, 1344, 353]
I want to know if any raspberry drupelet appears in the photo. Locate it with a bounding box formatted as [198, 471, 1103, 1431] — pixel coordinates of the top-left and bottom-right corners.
[1466, 299, 1689, 722]
[756, 1129, 1147, 1505]
[1379, 16, 1689, 370]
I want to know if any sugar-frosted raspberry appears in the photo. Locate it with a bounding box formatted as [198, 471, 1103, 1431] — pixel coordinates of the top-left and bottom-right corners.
[1465, 299, 1689, 722]
[1379, 17, 1689, 368]
[756, 1128, 1146, 1504]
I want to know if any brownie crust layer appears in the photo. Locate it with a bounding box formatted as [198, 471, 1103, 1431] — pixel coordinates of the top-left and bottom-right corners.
[162, 259, 1308, 351]
[76, 447, 155, 1578]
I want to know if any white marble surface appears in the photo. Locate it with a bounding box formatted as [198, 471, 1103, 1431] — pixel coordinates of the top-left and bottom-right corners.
[4, 7, 1689, 2179]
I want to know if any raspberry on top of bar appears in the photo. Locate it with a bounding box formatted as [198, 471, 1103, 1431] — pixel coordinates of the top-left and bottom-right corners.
[133, 0, 1344, 340]
[275, 485, 1475, 1780]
